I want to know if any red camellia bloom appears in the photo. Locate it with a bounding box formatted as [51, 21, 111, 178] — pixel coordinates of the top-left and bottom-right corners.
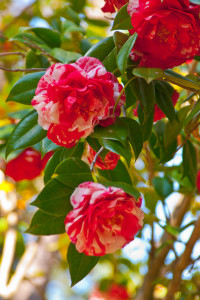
[127, 0, 200, 68]
[65, 182, 144, 256]
[133, 90, 179, 122]
[197, 170, 200, 193]
[89, 283, 130, 300]
[5, 148, 52, 181]
[87, 144, 120, 170]
[101, 0, 127, 13]
[32, 57, 125, 148]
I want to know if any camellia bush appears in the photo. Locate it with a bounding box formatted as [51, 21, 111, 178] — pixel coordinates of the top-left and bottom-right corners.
[0, 0, 200, 299]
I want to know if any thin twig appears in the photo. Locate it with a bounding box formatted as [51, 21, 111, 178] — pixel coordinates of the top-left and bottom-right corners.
[164, 217, 200, 300]
[90, 146, 104, 171]
[0, 66, 47, 72]
[0, 52, 25, 57]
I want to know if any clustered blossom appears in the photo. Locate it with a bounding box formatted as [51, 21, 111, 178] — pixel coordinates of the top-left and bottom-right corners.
[134, 90, 179, 122]
[128, 0, 200, 69]
[89, 283, 130, 300]
[65, 182, 144, 256]
[5, 148, 52, 181]
[87, 144, 120, 170]
[101, 0, 127, 13]
[32, 57, 125, 148]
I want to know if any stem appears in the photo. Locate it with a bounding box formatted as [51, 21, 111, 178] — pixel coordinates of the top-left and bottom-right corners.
[0, 66, 47, 72]
[164, 217, 200, 300]
[0, 52, 25, 57]
[90, 146, 104, 171]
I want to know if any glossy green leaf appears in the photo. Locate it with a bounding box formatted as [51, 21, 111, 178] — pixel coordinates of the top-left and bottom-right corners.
[183, 140, 197, 186]
[29, 27, 61, 48]
[31, 179, 73, 216]
[51, 48, 82, 63]
[133, 67, 200, 91]
[85, 36, 115, 61]
[131, 78, 156, 118]
[44, 144, 84, 184]
[99, 138, 132, 165]
[122, 117, 143, 159]
[26, 210, 65, 235]
[113, 31, 129, 52]
[54, 158, 93, 188]
[137, 103, 154, 141]
[41, 137, 61, 157]
[111, 4, 133, 31]
[97, 178, 141, 200]
[6, 71, 45, 105]
[10, 32, 51, 52]
[164, 106, 190, 149]
[117, 33, 137, 77]
[26, 50, 50, 69]
[6, 110, 47, 157]
[153, 177, 173, 199]
[67, 243, 99, 286]
[91, 119, 129, 145]
[98, 159, 132, 185]
[102, 48, 117, 73]
[184, 99, 200, 126]
[155, 81, 176, 121]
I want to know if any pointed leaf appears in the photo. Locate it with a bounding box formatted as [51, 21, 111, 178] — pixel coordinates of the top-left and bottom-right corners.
[67, 243, 99, 286]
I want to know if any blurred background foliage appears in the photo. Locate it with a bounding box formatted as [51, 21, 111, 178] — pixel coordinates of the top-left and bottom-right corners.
[0, 1, 200, 300]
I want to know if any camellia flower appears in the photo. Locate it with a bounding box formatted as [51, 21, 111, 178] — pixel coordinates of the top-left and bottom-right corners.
[127, 0, 200, 69]
[101, 0, 127, 13]
[5, 148, 53, 181]
[86, 144, 120, 170]
[32, 57, 125, 148]
[133, 90, 179, 122]
[89, 283, 130, 300]
[197, 170, 200, 193]
[65, 182, 144, 256]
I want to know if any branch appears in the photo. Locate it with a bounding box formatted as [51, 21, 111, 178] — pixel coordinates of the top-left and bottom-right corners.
[0, 52, 25, 57]
[90, 146, 104, 171]
[135, 194, 193, 300]
[0, 66, 47, 72]
[164, 217, 200, 300]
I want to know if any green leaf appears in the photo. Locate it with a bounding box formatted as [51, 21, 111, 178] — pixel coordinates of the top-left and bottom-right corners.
[164, 106, 190, 149]
[6, 71, 45, 105]
[10, 32, 51, 52]
[183, 140, 197, 186]
[44, 144, 84, 184]
[98, 160, 132, 185]
[85, 36, 115, 61]
[41, 137, 61, 157]
[6, 110, 47, 157]
[160, 224, 181, 238]
[54, 158, 93, 188]
[155, 81, 176, 121]
[31, 179, 73, 216]
[29, 27, 61, 48]
[137, 103, 154, 141]
[26, 50, 50, 69]
[153, 177, 173, 199]
[67, 243, 99, 286]
[91, 119, 129, 145]
[111, 4, 133, 31]
[26, 210, 65, 235]
[131, 78, 156, 118]
[184, 98, 200, 126]
[113, 31, 129, 53]
[102, 48, 117, 73]
[122, 117, 143, 159]
[0, 124, 15, 140]
[117, 33, 137, 77]
[97, 178, 141, 200]
[132, 68, 163, 84]
[99, 138, 132, 166]
[133, 68, 200, 92]
[50, 48, 82, 63]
